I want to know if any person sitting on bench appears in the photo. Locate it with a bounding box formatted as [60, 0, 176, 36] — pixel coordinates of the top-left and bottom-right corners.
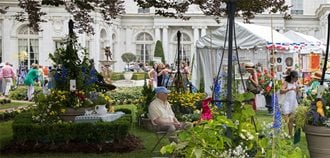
[148, 87, 183, 133]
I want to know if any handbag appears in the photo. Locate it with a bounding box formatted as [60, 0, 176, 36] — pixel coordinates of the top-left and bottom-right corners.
[246, 80, 262, 94]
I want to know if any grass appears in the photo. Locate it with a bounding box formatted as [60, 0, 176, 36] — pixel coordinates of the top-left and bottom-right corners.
[0, 101, 33, 111]
[0, 106, 310, 157]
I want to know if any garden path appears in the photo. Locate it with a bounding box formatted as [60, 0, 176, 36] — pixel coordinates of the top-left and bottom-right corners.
[0, 99, 32, 113]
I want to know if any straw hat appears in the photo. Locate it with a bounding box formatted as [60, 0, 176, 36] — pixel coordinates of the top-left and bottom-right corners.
[312, 71, 322, 80]
[245, 62, 255, 70]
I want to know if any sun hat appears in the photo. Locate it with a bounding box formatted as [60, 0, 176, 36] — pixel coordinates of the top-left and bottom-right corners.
[154, 87, 171, 94]
[245, 62, 255, 70]
[312, 71, 322, 80]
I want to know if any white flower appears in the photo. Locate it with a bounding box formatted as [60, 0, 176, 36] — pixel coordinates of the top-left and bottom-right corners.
[239, 133, 246, 139]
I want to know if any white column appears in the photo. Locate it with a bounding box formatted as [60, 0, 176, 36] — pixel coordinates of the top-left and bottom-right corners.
[93, 23, 101, 71]
[162, 26, 169, 63]
[155, 26, 161, 41]
[201, 26, 207, 37]
[39, 21, 53, 66]
[192, 26, 200, 45]
[3, 18, 13, 65]
[125, 27, 133, 53]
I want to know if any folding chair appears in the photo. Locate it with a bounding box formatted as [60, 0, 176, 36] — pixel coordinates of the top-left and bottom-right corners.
[149, 118, 169, 153]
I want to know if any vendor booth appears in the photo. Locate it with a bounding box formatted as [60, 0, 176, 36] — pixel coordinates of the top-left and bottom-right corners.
[284, 30, 324, 85]
[192, 22, 294, 95]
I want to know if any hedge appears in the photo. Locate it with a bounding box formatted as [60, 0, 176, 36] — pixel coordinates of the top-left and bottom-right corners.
[111, 72, 147, 81]
[12, 112, 131, 144]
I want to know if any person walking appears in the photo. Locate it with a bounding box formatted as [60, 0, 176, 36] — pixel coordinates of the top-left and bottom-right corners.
[24, 63, 40, 101]
[280, 70, 299, 136]
[2, 62, 16, 97]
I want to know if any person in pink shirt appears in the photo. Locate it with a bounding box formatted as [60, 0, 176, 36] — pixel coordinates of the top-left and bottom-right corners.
[2, 62, 16, 97]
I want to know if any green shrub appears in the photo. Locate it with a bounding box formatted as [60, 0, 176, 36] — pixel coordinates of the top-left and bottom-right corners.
[111, 72, 124, 80]
[132, 72, 147, 80]
[9, 86, 42, 100]
[12, 112, 131, 144]
[107, 87, 143, 105]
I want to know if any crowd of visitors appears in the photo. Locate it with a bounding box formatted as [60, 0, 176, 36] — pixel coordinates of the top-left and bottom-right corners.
[147, 62, 190, 88]
[0, 62, 50, 101]
[244, 62, 325, 136]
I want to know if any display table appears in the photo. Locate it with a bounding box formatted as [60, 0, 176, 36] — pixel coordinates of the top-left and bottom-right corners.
[74, 111, 125, 123]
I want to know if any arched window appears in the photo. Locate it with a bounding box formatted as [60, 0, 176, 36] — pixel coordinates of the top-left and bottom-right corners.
[100, 29, 108, 60]
[173, 32, 191, 64]
[136, 32, 153, 64]
[17, 25, 39, 68]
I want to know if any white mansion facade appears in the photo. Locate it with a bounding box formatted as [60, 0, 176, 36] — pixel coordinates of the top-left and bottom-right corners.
[0, 0, 330, 72]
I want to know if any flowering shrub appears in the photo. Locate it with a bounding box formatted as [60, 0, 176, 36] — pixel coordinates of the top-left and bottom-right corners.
[168, 92, 206, 115]
[89, 92, 112, 105]
[32, 90, 113, 124]
[32, 90, 69, 124]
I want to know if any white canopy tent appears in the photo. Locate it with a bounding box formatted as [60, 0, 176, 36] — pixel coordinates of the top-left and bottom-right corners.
[284, 30, 325, 54]
[192, 22, 293, 95]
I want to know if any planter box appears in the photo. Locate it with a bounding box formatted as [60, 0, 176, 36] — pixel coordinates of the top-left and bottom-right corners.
[304, 125, 330, 158]
[59, 107, 92, 122]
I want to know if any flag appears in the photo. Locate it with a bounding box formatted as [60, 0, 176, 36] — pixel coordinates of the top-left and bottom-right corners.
[272, 93, 281, 129]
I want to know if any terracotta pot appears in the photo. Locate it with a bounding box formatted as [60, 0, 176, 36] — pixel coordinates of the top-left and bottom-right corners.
[303, 125, 330, 158]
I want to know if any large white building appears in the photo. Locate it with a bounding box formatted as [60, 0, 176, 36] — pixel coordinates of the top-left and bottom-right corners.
[0, 0, 330, 72]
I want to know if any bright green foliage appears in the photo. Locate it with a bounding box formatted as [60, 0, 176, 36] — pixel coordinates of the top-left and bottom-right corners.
[154, 40, 165, 63]
[160, 92, 306, 157]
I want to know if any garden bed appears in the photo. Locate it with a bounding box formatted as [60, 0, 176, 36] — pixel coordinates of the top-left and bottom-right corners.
[1, 134, 143, 154]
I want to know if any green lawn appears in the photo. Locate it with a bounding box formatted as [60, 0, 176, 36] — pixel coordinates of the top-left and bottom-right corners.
[0, 101, 33, 111]
[0, 108, 309, 158]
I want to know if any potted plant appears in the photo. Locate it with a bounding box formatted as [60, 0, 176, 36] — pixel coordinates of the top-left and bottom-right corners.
[90, 92, 111, 115]
[121, 52, 136, 81]
[294, 88, 330, 158]
[32, 22, 114, 123]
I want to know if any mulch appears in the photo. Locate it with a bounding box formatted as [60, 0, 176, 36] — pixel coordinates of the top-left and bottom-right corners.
[0, 134, 144, 154]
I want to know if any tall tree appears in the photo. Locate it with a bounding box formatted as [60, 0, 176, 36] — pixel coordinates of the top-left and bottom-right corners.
[1, 0, 125, 34]
[135, 0, 291, 23]
[154, 40, 165, 63]
[1, 0, 290, 34]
